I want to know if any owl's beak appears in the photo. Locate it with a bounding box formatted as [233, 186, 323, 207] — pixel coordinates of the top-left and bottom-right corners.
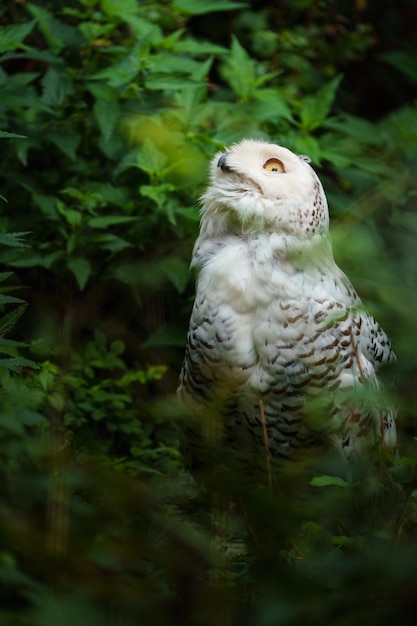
[217, 152, 232, 172]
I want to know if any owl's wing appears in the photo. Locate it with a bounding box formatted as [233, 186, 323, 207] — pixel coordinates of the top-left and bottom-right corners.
[356, 312, 396, 371]
[336, 267, 395, 371]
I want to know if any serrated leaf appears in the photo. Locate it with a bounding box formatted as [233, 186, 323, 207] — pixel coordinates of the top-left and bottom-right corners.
[310, 475, 349, 488]
[0, 232, 30, 247]
[0, 338, 29, 348]
[173, 0, 248, 15]
[221, 37, 256, 101]
[299, 75, 343, 131]
[0, 304, 27, 338]
[67, 257, 92, 291]
[0, 49, 60, 64]
[0, 356, 39, 373]
[0, 21, 36, 53]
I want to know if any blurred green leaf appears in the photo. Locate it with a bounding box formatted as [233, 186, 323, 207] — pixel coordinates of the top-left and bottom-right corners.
[87, 215, 138, 229]
[67, 256, 92, 290]
[299, 75, 343, 131]
[173, 0, 248, 15]
[0, 21, 36, 53]
[41, 67, 73, 107]
[310, 475, 350, 488]
[27, 3, 82, 52]
[137, 138, 168, 175]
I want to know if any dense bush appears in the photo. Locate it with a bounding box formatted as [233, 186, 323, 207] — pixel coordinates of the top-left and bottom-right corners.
[0, 0, 416, 623]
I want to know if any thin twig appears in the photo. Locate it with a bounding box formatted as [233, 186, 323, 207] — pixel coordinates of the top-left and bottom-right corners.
[259, 399, 272, 489]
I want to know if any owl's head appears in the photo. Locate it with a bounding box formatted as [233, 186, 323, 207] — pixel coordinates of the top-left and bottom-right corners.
[200, 139, 329, 239]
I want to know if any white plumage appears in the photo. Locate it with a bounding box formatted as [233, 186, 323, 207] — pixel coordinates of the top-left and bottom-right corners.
[178, 139, 396, 480]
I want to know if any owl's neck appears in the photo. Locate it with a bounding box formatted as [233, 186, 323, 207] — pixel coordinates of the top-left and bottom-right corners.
[198, 205, 328, 241]
[192, 228, 335, 275]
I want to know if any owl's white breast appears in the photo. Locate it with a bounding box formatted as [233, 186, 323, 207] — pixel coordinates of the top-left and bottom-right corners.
[194, 231, 348, 311]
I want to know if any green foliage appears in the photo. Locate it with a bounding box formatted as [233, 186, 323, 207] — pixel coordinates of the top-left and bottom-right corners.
[0, 0, 415, 624]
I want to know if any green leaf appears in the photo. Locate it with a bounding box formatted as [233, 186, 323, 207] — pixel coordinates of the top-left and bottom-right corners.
[89, 52, 143, 87]
[124, 16, 162, 43]
[32, 193, 59, 220]
[0, 337, 29, 349]
[19, 410, 48, 425]
[0, 232, 30, 247]
[27, 3, 83, 52]
[142, 323, 186, 348]
[93, 99, 121, 143]
[294, 135, 321, 165]
[221, 37, 256, 101]
[41, 67, 73, 106]
[140, 183, 176, 208]
[101, 0, 139, 16]
[310, 475, 350, 488]
[91, 233, 131, 253]
[380, 50, 417, 85]
[0, 295, 26, 306]
[0, 131, 27, 139]
[57, 201, 83, 227]
[0, 21, 36, 53]
[174, 38, 228, 56]
[252, 88, 294, 122]
[299, 75, 343, 131]
[0, 304, 27, 338]
[326, 114, 383, 146]
[67, 257, 92, 290]
[0, 356, 39, 373]
[87, 216, 138, 229]
[49, 130, 81, 161]
[136, 139, 167, 176]
[0, 49, 60, 64]
[144, 76, 205, 91]
[161, 257, 190, 293]
[172, 0, 248, 15]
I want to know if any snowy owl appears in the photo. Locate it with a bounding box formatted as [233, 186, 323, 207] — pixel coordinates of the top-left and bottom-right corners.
[178, 139, 396, 484]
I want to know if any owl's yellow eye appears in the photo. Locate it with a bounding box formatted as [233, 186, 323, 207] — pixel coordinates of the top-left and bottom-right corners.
[263, 158, 285, 173]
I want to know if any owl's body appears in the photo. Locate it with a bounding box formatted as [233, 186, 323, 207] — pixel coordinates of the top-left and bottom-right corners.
[178, 140, 396, 480]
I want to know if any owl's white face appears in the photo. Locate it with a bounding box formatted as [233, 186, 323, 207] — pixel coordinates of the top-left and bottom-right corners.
[200, 139, 329, 239]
